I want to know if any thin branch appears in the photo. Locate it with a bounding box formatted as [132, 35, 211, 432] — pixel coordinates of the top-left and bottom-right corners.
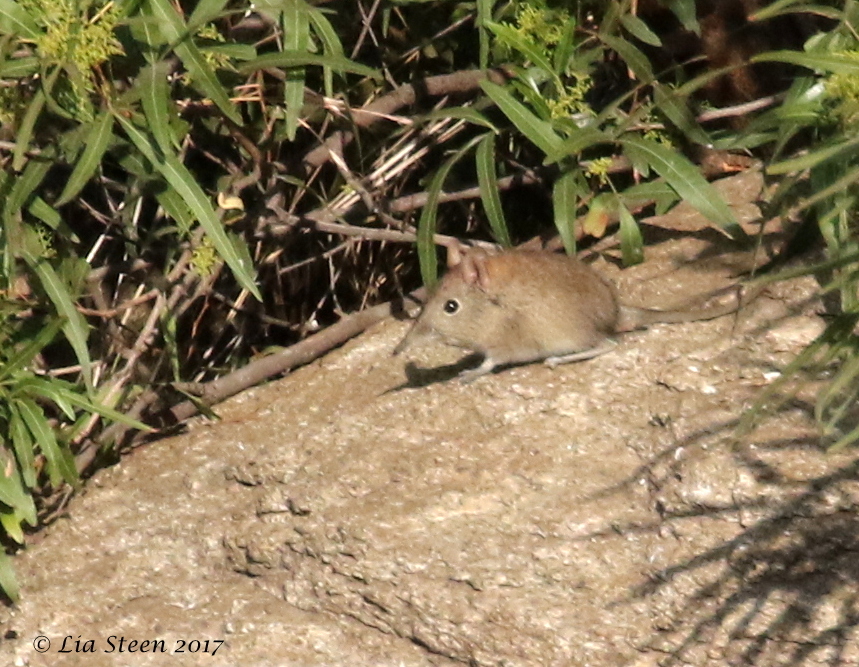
[125, 287, 427, 447]
[302, 68, 511, 170]
[696, 94, 784, 123]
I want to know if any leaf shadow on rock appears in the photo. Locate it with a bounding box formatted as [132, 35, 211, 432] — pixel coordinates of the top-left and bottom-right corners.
[584, 411, 859, 667]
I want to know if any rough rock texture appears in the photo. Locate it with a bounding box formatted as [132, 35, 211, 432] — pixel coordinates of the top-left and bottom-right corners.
[2, 171, 858, 666]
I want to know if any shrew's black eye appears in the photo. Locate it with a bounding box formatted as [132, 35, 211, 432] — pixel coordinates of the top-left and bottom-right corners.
[443, 299, 460, 314]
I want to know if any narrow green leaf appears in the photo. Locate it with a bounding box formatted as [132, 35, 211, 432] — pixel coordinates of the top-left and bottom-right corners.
[188, 0, 229, 30]
[665, 0, 699, 32]
[751, 51, 859, 76]
[56, 110, 114, 206]
[199, 42, 256, 60]
[4, 158, 51, 230]
[27, 197, 62, 229]
[485, 21, 559, 83]
[0, 0, 41, 39]
[15, 398, 78, 487]
[767, 135, 859, 175]
[9, 409, 36, 488]
[620, 14, 662, 46]
[422, 107, 498, 131]
[621, 180, 678, 213]
[748, 0, 814, 21]
[417, 162, 456, 288]
[28, 258, 93, 389]
[0, 318, 64, 384]
[0, 461, 34, 521]
[828, 424, 859, 451]
[115, 114, 262, 299]
[13, 88, 45, 172]
[600, 33, 654, 83]
[139, 62, 175, 154]
[653, 83, 711, 146]
[543, 127, 608, 164]
[618, 136, 744, 238]
[283, 0, 309, 142]
[240, 51, 382, 79]
[618, 202, 644, 266]
[156, 184, 197, 235]
[476, 0, 492, 68]
[117, 150, 196, 235]
[481, 80, 561, 156]
[0, 513, 23, 544]
[552, 170, 583, 256]
[817, 354, 859, 420]
[146, 0, 241, 123]
[129, 11, 165, 61]
[19, 376, 152, 431]
[553, 16, 578, 75]
[307, 4, 344, 97]
[416, 137, 485, 286]
[0, 550, 20, 602]
[476, 134, 510, 247]
[0, 56, 39, 78]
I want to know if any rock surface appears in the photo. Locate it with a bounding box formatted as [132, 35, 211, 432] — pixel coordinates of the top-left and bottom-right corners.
[2, 173, 858, 666]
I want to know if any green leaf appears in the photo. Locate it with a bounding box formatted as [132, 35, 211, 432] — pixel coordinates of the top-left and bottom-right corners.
[15, 397, 78, 487]
[416, 137, 485, 286]
[283, 0, 310, 142]
[4, 157, 51, 232]
[27, 197, 62, 229]
[665, 0, 699, 32]
[115, 114, 262, 300]
[621, 180, 678, 213]
[56, 110, 115, 206]
[543, 127, 608, 164]
[0, 513, 23, 544]
[828, 424, 859, 452]
[767, 135, 859, 175]
[9, 409, 36, 489]
[553, 16, 578, 75]
[13, 88, 46, 172]
[620, 14, 661, 46]
[18, 376, 152, 432]
[476, 0, 492, 68]
[599, 33, 654, 83]
[417, 163, 454, 288]
[748, 0, 814, 21]
[0, 459, 36, 524]
[0, 0, 40, 40]
[653, 83, 711, 146]
[199, 42, 256, 60]
[0, 56, 39, 78]
[0, 550, 20, 602]
[240, 51, 382, 79]
[307, 4, 344, 97]
[422, 107, 498, 131]
[27, 257, 93, 389]
[618, 202, 644, 266]
[188, 0, 229, 30]
[0, 318, 64, 384]
[476, 134, 510, 247]
[146, 0, 242, 123]
[552, 170, 583, 256]
[485, 21, 559, 84]
[480, 80, 561, 156]
[128, 11, 165, 61]
[618, 136, 744, 239]
[139, 62, 176, 154]
[750, 51, 859, 76]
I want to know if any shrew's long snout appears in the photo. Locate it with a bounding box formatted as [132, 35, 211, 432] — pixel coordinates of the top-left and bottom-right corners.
[393, 320, 431, 356]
